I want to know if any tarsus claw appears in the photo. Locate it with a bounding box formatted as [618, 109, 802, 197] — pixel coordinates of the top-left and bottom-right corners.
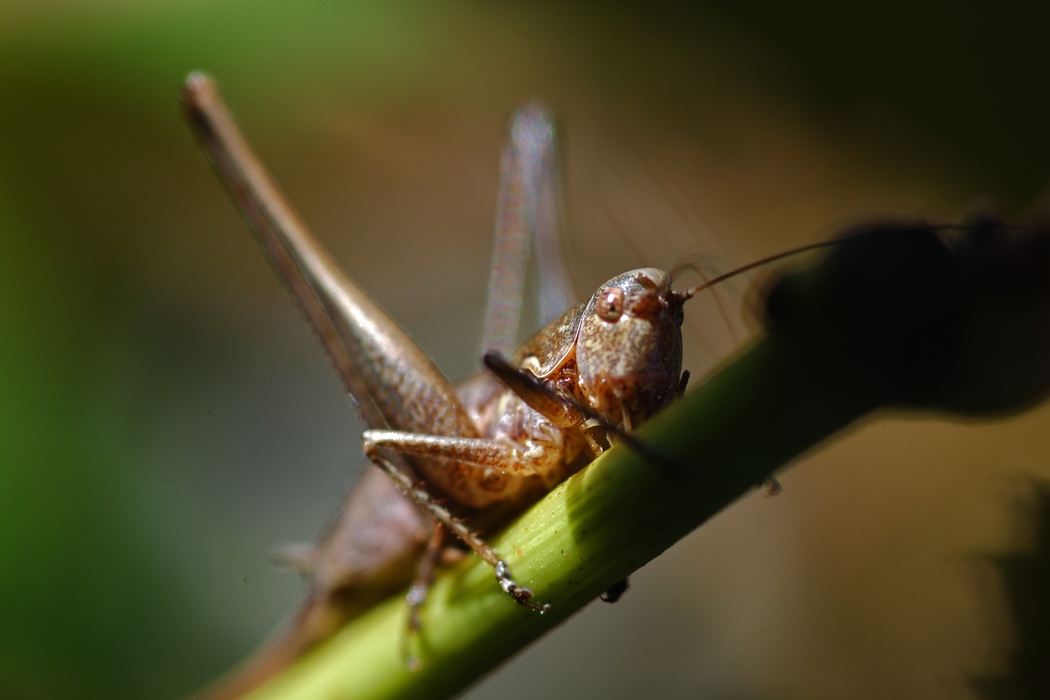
[495, 560, 549, 613]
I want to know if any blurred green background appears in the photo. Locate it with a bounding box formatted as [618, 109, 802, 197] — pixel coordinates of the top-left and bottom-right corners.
[2, 1, 1050, 698]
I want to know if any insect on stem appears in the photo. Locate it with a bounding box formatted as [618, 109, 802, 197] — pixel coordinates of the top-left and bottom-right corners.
[187, 73, 915, 694]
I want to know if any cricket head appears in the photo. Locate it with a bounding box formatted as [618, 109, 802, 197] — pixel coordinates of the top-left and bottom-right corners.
[568, 241, 843, 433]
[575, 268, 686, 431]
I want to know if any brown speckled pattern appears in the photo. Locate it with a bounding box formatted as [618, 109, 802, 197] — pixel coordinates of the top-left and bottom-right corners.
[520, 268, 685, 434]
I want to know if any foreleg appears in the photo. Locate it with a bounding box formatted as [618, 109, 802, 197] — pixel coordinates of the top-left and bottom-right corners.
[483, 352, 678, 470]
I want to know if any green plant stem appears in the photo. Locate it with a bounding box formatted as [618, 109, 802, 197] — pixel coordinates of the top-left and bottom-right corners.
[233, 222, 1050, 700]
[243, 333, 882, 700]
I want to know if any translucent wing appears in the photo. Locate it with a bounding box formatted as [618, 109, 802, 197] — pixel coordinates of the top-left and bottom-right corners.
[482, 102, 577, 356]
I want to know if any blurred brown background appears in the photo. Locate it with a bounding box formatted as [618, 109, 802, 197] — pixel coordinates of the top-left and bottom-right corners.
[2, 1, 1049, 698]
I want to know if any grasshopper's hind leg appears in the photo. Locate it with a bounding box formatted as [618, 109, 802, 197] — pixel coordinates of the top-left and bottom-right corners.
[364, 450, 549, 613]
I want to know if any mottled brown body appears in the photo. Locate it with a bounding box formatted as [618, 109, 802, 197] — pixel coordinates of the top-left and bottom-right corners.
[182, 75, 697, 698]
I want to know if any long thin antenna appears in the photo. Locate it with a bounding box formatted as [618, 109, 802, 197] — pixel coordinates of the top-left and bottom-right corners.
[675, 239, 843, 301]
[676, 220, 983, 301]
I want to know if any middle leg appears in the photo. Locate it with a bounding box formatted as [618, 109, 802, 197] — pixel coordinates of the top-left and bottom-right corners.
[362, 447, 549, 613]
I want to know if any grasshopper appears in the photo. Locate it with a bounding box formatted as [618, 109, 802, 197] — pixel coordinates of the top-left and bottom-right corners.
[182, 73, 831, 697]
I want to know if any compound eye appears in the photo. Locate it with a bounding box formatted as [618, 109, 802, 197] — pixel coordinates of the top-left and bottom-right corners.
[596, 287, 624, 322]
